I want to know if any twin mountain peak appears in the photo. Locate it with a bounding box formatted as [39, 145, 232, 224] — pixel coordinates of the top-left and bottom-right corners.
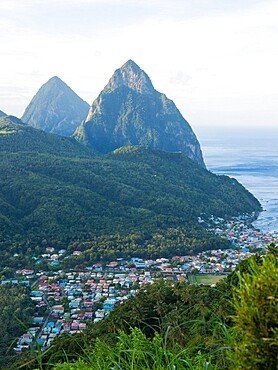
[21, 60, 205, 167]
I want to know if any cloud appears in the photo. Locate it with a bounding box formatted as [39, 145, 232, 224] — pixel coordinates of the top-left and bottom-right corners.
[0, 0, 277, 125]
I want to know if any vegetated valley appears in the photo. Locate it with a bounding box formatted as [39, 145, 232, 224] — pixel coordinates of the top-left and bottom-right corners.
[0, 60, 272, 370]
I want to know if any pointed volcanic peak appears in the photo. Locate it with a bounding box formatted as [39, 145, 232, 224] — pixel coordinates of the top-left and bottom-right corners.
[74, 60, 205, 167]
[22, 76, 90, 137]
[105, 59, 155, 94]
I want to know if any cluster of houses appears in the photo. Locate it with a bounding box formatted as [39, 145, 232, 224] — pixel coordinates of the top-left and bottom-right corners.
[13, 215, 277, 353]
[32, 246, 82, 267]
[209, 216, 277, 250]
[14, 265, 157, 353]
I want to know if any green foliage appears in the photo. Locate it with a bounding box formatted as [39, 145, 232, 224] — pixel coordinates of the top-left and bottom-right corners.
[0, 284, 35, 368]
[231, 253, 278, 370]
[36, 278, 233, 370]
[0, 116, 93, 157]
[0, 120, 260, 269]
[53, 328, 218, 370]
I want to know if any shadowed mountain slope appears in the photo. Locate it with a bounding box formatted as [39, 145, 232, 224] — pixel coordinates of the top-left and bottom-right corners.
[21, 76, 89, 137]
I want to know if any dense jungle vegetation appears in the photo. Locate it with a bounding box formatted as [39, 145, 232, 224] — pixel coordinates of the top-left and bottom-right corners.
[0, 117, 260, 269]
[0, 284, 35, 369]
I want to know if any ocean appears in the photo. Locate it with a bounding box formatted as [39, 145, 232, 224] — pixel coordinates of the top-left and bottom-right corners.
[196, 126, 278, 233]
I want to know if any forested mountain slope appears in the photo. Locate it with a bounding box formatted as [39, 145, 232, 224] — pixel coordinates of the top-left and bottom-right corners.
[0, 117, 260, 264]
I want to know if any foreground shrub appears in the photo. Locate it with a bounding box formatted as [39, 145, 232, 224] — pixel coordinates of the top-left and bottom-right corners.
[53, 328, 217, 370]
[231, 253, 278, 370]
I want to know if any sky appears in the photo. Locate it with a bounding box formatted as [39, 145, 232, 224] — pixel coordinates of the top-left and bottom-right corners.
[0, 0, 277, 129]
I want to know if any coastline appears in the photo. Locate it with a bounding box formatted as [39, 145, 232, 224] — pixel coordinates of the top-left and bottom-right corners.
[197, 125, 278, 235]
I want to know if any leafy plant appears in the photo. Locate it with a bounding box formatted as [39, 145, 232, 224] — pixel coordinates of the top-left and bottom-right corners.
[231, 252, 278, 369]
[53, 328, 218, 370]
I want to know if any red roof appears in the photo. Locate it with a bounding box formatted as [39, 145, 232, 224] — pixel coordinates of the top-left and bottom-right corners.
[23, 334, 33, 338]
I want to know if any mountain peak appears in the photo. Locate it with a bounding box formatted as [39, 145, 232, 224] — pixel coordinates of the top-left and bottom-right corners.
[42, 76, 75, 92]
[47, 75, 64, 84]
[76, 61, 205, 167]
[21, 76, 89, 137]
[105, 60, 154, 94]
[121, 59, 142, 72]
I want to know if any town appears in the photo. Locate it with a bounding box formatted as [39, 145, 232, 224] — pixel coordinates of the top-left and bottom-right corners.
[5, 215, 277, 354]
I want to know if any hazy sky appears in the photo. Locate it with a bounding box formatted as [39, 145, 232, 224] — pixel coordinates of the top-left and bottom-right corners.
[0, 0, 277, 128]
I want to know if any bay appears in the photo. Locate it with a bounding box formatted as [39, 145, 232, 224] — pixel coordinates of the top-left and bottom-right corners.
[196, 126, 278, 233]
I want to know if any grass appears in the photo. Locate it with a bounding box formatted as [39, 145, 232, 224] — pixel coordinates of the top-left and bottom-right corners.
[52, 328, 219, 370]
[188, 275, 225, 285]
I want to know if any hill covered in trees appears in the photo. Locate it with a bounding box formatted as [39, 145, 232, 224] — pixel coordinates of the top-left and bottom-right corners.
[0, 116, 93, 157]
[0, 116, 261, 268]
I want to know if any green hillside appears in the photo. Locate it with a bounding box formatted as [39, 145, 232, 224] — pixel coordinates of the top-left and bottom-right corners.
[0, 116, 93, 156]
[0, 117, 261, 267]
